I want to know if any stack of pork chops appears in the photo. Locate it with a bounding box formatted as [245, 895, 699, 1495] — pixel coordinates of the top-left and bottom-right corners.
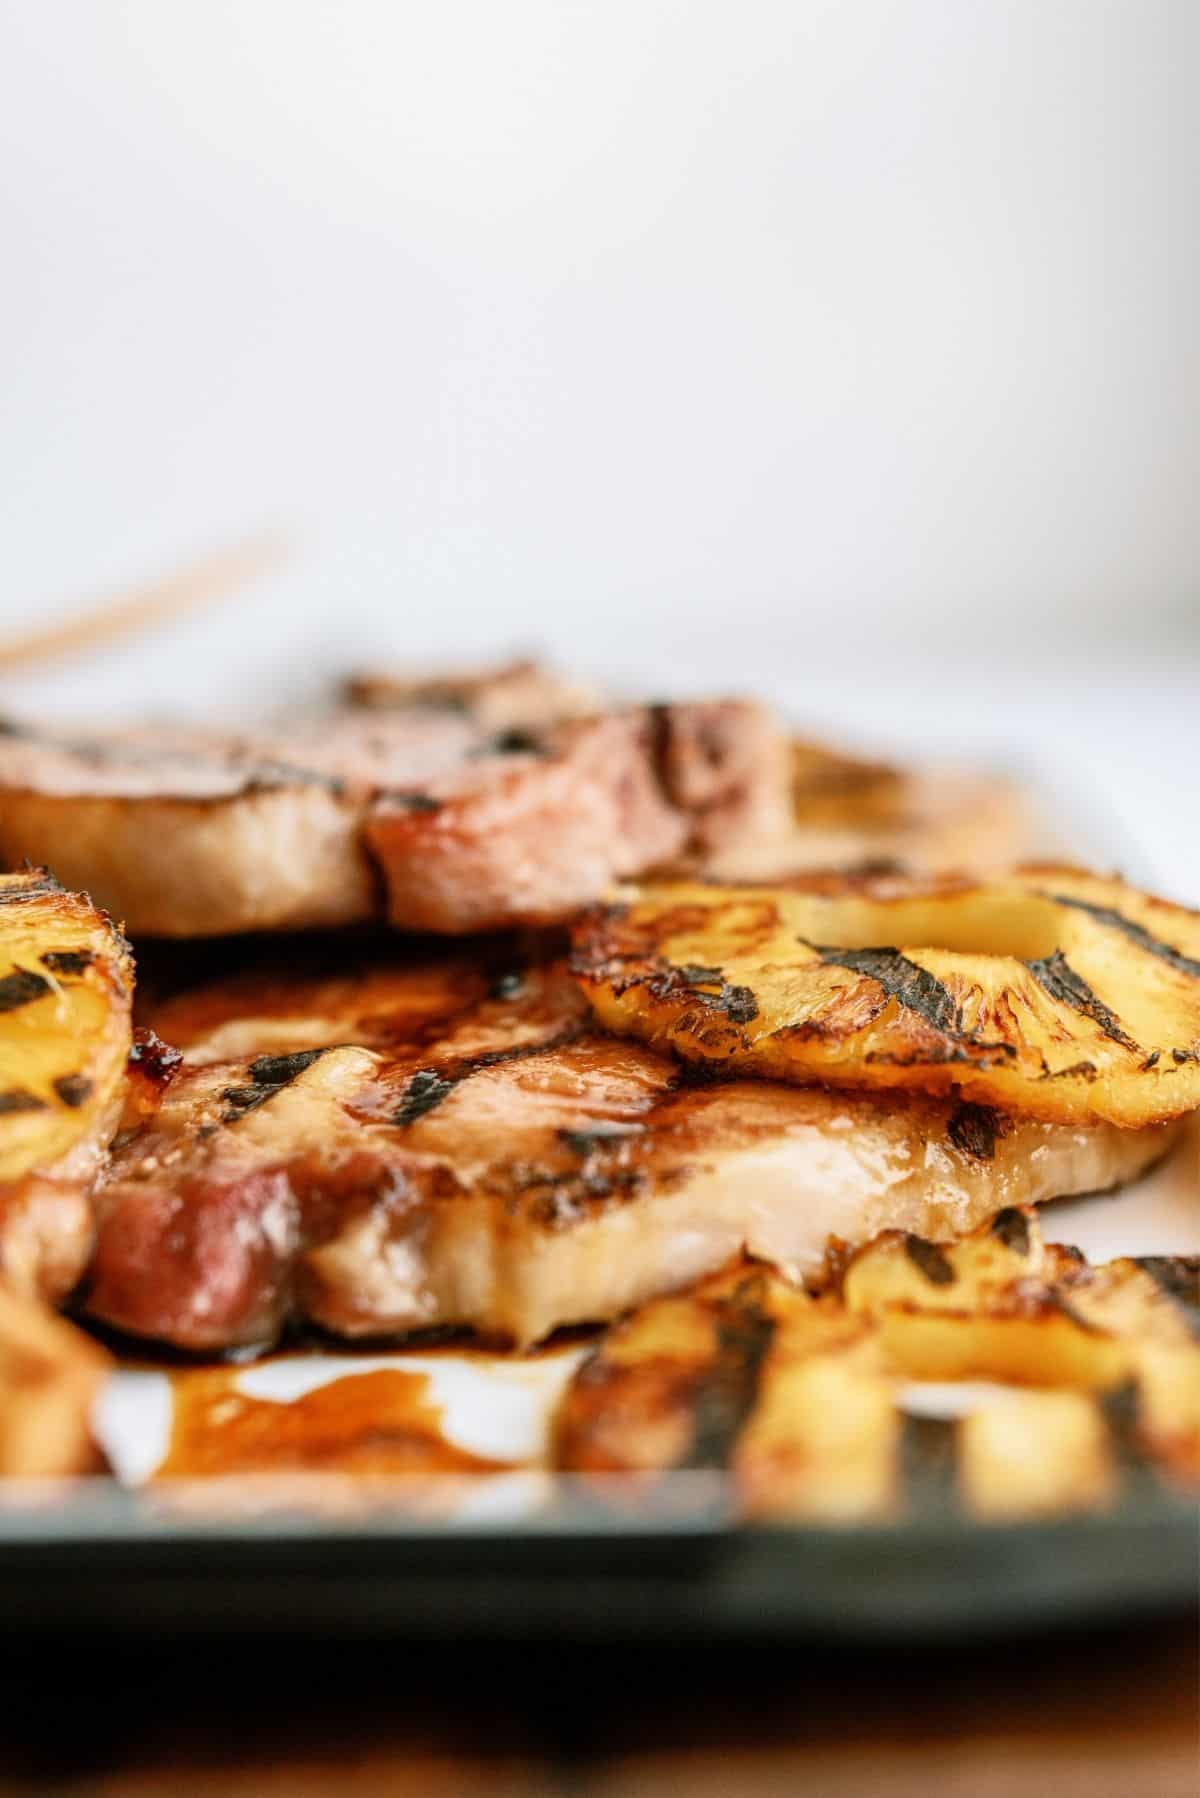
[0, 660, 1186, 1360]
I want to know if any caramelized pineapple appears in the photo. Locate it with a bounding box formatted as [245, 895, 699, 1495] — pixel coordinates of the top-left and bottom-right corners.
[0, 869, 133, 1187]
[554, 1217, 1200, 1519]
[572, 867, 1200, 1126]
[840, 1208, 1199, 1390]
[554, 1259, 898, 1523]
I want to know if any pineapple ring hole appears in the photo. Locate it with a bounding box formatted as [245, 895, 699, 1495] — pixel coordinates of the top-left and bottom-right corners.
[804, 893, 1064, 963]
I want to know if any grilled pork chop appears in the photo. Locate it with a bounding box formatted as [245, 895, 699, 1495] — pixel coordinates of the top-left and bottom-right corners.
[83, 945, 1172, 1351]
[0, 685, 789, 937]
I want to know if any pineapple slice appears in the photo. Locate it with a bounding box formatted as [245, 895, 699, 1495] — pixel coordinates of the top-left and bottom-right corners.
[571, 867, 1200, 1125]
[553, 1259, 898, 1522]
[0, 869, 133, 1188]
[553, 1220, 1200, 1519]
[0, 1279, 109, 1476]
[840, 1207, 1199, 1387]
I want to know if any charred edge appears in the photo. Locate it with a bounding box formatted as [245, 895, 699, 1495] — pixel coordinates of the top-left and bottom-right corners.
[392, 1068, 458, 1127]
[1044, 891, 1200, 981]
[41, 949, 96, 975]
[815, 945, 961, 1038]
[904, 1235, 957, 1286]
[1142, 1050, 1161, 1070]
[900, 1414, 960, 1516]
[1133, 1256, 1200, 1341]
[679, 1276, 777, 1470]
[707, 983, 758, 1026]
[947, 1102, 1002, 1162]
[1026, 949, 1140, 1054]
[0, 1089, 48, 1114]
[129, 1029, 184, 1083]
[990, 1208, 1031, 1255]
[53, 1074, 93, 1109]
[665, 964, 759, 1025]
[221, 1047, 334, 1121]
[0, 969, 51, 1012]
[1171, 1048, 1196, 1066]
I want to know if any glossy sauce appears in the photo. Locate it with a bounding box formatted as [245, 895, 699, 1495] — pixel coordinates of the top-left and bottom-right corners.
[158, 1366, 512, 1478]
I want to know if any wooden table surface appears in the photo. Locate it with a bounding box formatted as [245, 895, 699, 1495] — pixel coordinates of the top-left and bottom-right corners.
[0, 1611, 1194, 1796]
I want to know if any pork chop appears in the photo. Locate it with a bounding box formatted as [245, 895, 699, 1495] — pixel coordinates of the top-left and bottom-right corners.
[0, 683, 790, 936]
[83, 945, 1173, 1352]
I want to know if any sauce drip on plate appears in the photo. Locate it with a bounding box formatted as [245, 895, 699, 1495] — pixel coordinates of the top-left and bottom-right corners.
[159, 1366, 511, 1478]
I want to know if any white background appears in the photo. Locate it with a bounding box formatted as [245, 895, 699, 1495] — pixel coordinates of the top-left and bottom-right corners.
[1, 3, 1196, 887]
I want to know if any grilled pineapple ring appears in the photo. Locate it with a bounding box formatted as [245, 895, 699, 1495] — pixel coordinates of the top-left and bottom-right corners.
[572, 868, 1200, 1126]
[0, 869, 133, 1184]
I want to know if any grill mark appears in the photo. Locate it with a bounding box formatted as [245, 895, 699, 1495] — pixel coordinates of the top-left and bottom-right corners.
[899, 1414, 960, 1515]
[221, 1047, 334, 1122]
[947, 1102, 1002, 1161]
[391, 1025, 591, 1133]
[41, 949, 95, 975]
[678, 1274, 776, 1470]
[248, 1050, 331, 1086]
[0, 969, 51, 1012]
[0, 1089, 48, 1114]
[815, 945, 961, 1037]
[53, 1074, 93, 1109]
[1026, 949, 1140, 1054]
[392, 1068, 457, 1127]
[453, 1026, 588, 1078]
[904, 1235, 956, 1286]
[1099, 1382, 1159, 1501]
[1044, 891, 1200, 981]
[1133, 1255, 1200, 1340]
[990, 1207, 1031, 1254]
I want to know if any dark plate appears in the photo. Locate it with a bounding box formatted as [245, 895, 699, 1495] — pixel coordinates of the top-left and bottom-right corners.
[0, 1480, 1194, 1642]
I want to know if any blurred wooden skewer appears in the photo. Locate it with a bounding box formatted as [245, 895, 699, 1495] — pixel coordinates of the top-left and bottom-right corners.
[0, 529, 289, 673]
